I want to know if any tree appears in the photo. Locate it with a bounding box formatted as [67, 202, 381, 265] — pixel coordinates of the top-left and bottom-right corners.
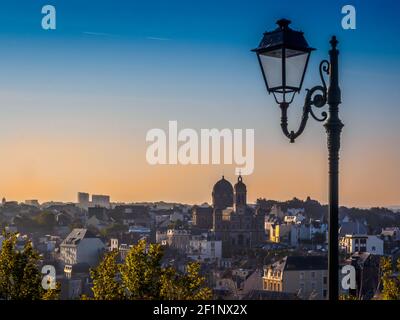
[90, 250, 124, 300]
[12, 211, 57, 234]
[88, 240, 212, 300]
[100, 223, 128, 238]
[120, 240, 163, 299]
[0, 232, 59, 300]
[168, 220, 184, 230]
[339, 294, 359, 300]
[42, 283, 61, 300]
[160, 262, 212, 300]
[34, 211, 56, 230]
[379, 256, 400, 300]
[13, 216, 38, 233]
[69, 218, 84, 230]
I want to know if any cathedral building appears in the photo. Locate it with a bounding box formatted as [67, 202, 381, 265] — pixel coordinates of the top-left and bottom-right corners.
[210, 175, 265, 254]
[191, 205, 213, 230]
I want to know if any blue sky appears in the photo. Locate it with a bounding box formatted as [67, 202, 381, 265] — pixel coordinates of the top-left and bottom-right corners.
[0, 0, 399, 206]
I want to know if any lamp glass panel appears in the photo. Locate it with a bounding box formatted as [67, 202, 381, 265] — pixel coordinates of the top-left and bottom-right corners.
[285, 49, 309, 90]
[259, 49, 283, 90]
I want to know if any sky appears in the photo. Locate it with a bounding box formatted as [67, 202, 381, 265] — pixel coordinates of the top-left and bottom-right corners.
[0, 0, 399, 207]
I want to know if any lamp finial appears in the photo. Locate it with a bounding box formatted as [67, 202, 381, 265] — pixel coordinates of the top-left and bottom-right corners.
[277, 18, 291, 30]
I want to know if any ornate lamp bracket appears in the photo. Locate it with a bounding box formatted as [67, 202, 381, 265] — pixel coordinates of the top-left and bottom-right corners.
[280, 60, 330, 143]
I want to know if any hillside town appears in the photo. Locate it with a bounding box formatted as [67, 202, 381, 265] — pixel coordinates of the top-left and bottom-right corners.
[1, 175, 400, 300]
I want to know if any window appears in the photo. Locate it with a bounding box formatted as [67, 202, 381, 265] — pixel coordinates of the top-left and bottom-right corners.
[323, 276, 327, 285]
[323, 289, 327, 298]
[300, 272, 305, 280]
[311, 271, 316, 279]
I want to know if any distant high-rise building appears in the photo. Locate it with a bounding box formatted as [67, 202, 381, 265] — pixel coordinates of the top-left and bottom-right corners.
[77, 192, 90, 209]
[91, 194, 110, 208]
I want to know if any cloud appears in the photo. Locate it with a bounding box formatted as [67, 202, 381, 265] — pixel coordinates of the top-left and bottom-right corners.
[146, 36, 171, 41]
[83, 31, 116, 37]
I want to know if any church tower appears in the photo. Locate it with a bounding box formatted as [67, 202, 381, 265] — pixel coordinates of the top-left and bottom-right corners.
[234, 175, 247, 209]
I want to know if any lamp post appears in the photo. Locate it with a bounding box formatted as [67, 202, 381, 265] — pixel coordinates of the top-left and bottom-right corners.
[253, 19, 343, 301]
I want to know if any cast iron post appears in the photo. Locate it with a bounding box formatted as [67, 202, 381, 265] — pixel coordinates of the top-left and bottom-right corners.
[324, 36, 343, 301]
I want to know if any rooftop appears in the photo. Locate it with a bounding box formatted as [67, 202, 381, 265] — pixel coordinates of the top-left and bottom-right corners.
[61, 228, 97, 246]
[266, 255, 327, 272]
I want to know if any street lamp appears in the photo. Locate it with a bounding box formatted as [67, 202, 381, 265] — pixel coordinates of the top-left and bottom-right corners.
[253, 18, 314, 106]
[253, 19, 343, 301]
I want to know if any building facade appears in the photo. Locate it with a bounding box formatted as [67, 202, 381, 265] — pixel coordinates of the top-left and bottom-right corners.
[60, 228, 105, 266]
[212, 175, 265, 254]
[166, 229, 190, 252]
[187, 237, 222, 262]
[263, 256, 328, 300]
[340, 234, 384, 255]
[91, 194, 110, 208]
[77, 192, 90, 209]
[192, 205, 213, 229]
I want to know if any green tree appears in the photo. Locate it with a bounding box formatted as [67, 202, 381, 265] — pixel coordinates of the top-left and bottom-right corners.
[339, 294, 359, 300]
[380, 256, 400, 300]
[160, 262, 212, 300]
[120, 240, 163, 299]
[90, 250, 124, 300]
[168, 220, 184, 230]
[0, 232, 59, 300]
[34, 211, 56, 232]
[88, 240, 212, 300]
[42, 283, 61, 300]
[100, 224, 128, 238]
[69, 219, 84, 230]
[13, 216, 38, 233]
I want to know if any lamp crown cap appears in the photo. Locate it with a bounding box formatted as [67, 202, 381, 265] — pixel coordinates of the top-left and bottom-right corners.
[277, 18, 291, 30]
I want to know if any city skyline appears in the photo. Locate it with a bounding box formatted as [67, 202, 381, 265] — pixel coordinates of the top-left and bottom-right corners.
[3, 175, 400, 210]
[0, 0, 399, 207]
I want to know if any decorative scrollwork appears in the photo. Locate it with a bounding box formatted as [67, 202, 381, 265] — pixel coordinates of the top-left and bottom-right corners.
[308, 60, 329, 122]
[279, 60, 330, 143]
[319, 60, 330, 89]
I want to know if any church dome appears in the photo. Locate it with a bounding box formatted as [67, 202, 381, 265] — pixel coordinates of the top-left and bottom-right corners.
[213, 176, 233, 193]
[212, 176, 234, 209]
